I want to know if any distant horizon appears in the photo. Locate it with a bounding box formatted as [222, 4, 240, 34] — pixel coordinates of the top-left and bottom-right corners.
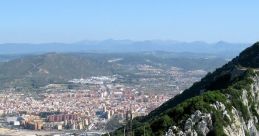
[0, 39, 251, 57]
[0, 39, 252, 45]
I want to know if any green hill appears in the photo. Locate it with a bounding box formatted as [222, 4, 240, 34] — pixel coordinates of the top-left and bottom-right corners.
[0, 53, 114, 88]
[110, 42, 259, 135]
[0, 52, 226, 89]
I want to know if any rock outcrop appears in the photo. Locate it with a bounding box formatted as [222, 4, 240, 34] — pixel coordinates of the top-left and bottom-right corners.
[165, 73, 259, 136]
[165, 110, 213, 136]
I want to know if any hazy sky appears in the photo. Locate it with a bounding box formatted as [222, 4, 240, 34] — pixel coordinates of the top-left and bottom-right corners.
[0, 0, 259, 43]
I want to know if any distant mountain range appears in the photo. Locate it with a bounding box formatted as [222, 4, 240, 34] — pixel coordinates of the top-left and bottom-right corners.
[0, 40, 249, 58]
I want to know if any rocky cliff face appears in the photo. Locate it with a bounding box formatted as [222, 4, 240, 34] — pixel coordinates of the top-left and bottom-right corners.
[223, 75, 259, 136]
[164, 72, 259, 136]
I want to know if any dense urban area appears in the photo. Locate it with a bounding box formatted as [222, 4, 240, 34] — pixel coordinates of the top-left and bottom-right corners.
[0, 65, 207, 135]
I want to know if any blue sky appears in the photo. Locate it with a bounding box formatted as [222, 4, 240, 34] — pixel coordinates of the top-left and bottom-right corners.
[0, 0, 259, 43]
